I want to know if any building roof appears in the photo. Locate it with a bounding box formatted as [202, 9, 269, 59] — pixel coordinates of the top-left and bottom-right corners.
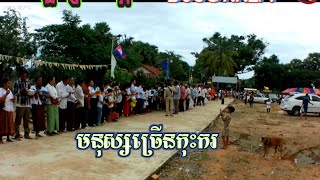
[142, 64, 161, 76]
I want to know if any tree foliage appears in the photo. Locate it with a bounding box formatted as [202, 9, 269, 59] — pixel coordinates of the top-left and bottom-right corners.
[31, 10, 190, 84]
[254, 54, 320, 90]
[0, 9, 37, 80]
[1, 10, 320, 90]
[193, 32, 267, 84]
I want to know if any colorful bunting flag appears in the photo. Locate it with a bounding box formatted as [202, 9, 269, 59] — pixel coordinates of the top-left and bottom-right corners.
[0, 54, 123, 71]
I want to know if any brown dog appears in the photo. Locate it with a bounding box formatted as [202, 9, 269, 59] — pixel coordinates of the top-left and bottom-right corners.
[259, 135, 285, 158]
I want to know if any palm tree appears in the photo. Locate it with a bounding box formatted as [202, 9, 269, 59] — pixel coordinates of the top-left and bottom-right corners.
[201, 36, 238, 88]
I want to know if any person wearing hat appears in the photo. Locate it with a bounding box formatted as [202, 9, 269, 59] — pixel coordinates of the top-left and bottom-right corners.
[219, 106, 235, 149]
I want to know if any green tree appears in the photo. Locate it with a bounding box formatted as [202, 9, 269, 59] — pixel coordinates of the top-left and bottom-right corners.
[34, 10, 113, 81]
[0, 9, 37, 79]
[303, 53, 320, 70]
[230, 34, 267, 73]
[289, 58, 303, 69]
[193, 32, 267, 86]
[254, 55, 285, 90]
[104, 68, 133, 86]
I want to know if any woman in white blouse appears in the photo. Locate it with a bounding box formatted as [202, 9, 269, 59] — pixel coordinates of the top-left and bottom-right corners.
[114, 86, 123, 118]
[0, 78, 16, 143]
[45, 76, 60, 136]
[30, 76, 48, 138]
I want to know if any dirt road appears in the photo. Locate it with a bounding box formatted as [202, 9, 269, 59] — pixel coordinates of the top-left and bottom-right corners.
[159, 100, 320, 180]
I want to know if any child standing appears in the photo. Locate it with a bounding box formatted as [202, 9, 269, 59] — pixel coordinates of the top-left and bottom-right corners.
[266, 99, 271, 113]
[219, 106, 235, 149]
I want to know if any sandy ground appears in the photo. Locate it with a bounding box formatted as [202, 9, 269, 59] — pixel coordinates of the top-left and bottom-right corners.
[0, 99, 232, 180]
[158, 100, 320, 180]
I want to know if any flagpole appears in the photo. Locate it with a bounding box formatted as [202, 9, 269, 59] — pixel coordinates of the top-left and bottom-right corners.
[110, 34, 122, 79]
[111, 38, 114, 56]
[111, 38, 114, 79]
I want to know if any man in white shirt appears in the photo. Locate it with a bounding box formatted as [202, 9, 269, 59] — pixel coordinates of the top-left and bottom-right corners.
[56, 75, 71, 132]
[74, 79, 85, 130]
[173, 81, 180, 114]
[197, 85, 202, 106]
[105, 80, 113, 92]
[199, 85, 206, 106]
[192, 85, 199, 107]
[137, 84, 144, 114]
[148, 87, 156, 112]
[66, 77, 77, 131]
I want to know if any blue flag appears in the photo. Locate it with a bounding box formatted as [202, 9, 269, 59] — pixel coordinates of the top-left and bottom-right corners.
[114, 45, 126, 59]
[162, 60, 167, 70]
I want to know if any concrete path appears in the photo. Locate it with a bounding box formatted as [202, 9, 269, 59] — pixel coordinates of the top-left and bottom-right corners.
[0, 99, 233, 180]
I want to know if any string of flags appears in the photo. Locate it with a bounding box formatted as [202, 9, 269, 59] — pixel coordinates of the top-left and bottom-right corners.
[0, 54, 109, 70]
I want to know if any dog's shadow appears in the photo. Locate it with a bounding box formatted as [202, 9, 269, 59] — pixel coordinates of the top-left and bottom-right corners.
[231, 133, 261, 154]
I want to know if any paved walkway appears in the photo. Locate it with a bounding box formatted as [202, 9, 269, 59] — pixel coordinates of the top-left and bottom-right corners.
[0, 99, 233, 180]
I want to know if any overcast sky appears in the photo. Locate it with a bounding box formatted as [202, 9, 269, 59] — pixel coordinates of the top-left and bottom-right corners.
[1, 2, 319, 78]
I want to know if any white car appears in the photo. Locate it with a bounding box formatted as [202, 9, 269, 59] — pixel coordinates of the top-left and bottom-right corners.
[245, 93, 269, 103]
[280, 93, 320, 116]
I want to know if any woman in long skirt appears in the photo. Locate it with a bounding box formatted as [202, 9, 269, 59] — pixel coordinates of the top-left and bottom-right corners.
[45, 76, 59, 135]
[123, 84, 131, 117]
[0, 78, 15, 143]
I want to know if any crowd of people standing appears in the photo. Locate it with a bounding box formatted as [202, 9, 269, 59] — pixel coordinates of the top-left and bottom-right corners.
[0, 70, 234, 144]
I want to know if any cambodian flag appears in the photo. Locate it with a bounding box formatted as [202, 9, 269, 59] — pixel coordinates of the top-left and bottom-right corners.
[114, 45, 126, 59]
